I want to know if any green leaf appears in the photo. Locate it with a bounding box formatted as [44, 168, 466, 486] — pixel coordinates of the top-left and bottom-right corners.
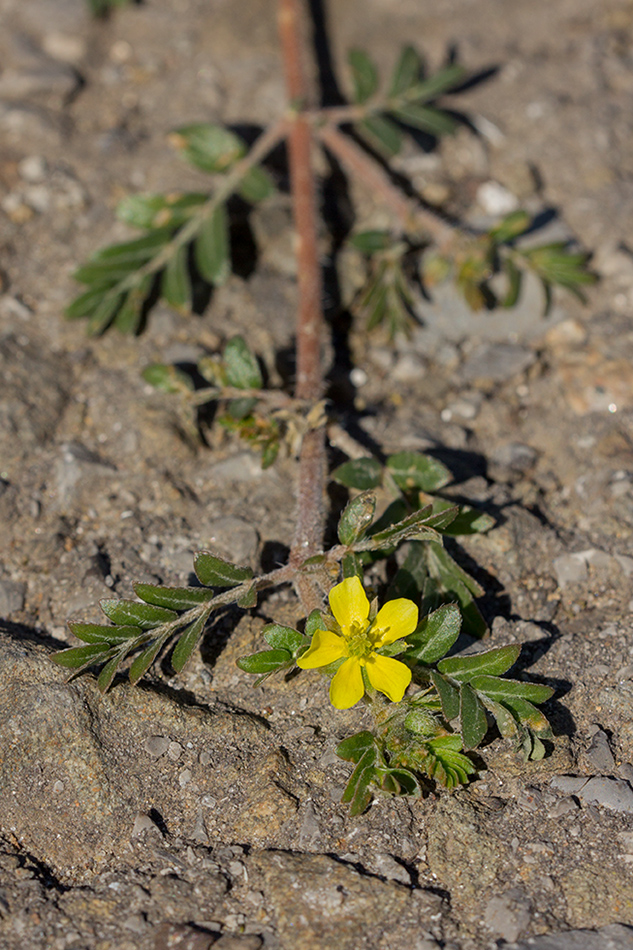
[358, 116, 403, 157]
[438, 504, 495, 536]
[392, 103, 456, 136]
[113, 281, 150, 335]
[224, 336, 262, 389]
[438, 644, 521, 682]
[142, 363, 195, 394]
[404, 603, 462, 663]
[358, 505, 444, 551]
[116, 194, 169, 229]
[237, 583, 257, 608]
[426, 542, 484, 597]
[423, 734, 477, 788]
[238, 166, 276, 203]
[336, 730, 376, 763]
[262, 624, 305, 654]
[236, 649, 291, 674]
[331, 457, 383, 490]
[501, 257, 522, 308]
[489, 210, 531, 245]
[194, 551, 253, 588]
[348, 48, 379, 103]
[305, 609, 326, 639]
[171, 613, 207, 673]
[430, 670, 460, 720]
[338, 490, 376, 545]
[86, 293, 124, 337]
[51, 642, 114, 669]
[460, 683, 489, 749]
[100, 599, 178, 629]
[66, 286, 108, 321]
[161, 244, 191, 310]
[478, 695, 521, 739]
[171, 123, 246, 173]
[341, 748, 377, 816]
[97, 637, 140, 692]
[133, 584, 216, 610]
[469, 675, 554, 705]
[195, 204, 230, 285]
[403, 708, 440, 738]
[386, 451, 451, 492]
[68, 622, 141, 644]
[89, 229, 173, 268]
[502, 697, 553, 739]
[389, 46, 422, 96]
[128, 632, 171, 685]
[388, 541, 429, 601]
[379, 767, 421, 796]
[402, 64, 466, 104]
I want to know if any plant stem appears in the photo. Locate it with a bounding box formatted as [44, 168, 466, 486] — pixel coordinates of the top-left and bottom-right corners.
[278, 0, 327, 607]
[317, 124, 459, 251]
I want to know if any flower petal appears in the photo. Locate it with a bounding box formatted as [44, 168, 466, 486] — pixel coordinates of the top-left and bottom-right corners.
[297, 629, 347, 669]
[329, 656, 365, 709]
[365, 654, 412, 702]
[373, 598, 419, 645]
[328, 576, 370, 633]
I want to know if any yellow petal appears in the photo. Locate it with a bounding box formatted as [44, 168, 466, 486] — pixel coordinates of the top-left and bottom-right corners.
[328, 576, 369, 633]
[365, 654, 412, 702]
[329, 656, 365, 709]
[297, 629, 347, 669]
[373, 598, 418, 645]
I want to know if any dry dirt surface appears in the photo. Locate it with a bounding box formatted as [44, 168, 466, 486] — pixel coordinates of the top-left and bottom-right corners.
[3, 0, 633, 948]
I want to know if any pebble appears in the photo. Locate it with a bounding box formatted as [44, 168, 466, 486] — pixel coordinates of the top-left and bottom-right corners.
[476, 180, 520, 216]
[391, 353, 427, 383]
[514, 923, 633, 949]
[552, 553, 588, 588]
[585, 729, 616, 773]
[490, 442, 538, 478]
[460, 343, 536, 384]
[366, 852, 412, 886]
[143, 736, 170, 758]
[484, 887, 532, 942]
[17, 155, 46, 183]
[580, 777, 633, 814]
[548, 797, 579, 818]
[131, 813, 161, 837]
[168, 741, 184, 761]
[0, 578, 26, 615]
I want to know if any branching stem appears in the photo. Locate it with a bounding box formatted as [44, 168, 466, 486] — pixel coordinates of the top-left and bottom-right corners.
[278, 0, 327, 609]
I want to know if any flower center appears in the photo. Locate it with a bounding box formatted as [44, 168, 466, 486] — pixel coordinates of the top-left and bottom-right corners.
[345, 621, 378, 660]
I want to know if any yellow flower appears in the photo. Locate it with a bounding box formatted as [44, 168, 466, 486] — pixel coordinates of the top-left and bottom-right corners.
[297, 576, 418, 709]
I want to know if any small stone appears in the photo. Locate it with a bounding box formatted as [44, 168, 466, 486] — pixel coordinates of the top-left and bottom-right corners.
[367, 852, 412, 886]
[617, 831, 633, 855]
[298, 800, 321, 848]
[168, 741, 184, 761]
[123, 914, 148, 934]
[476, 180, 520, 216]
[619, 764, 633, 784]
[553, 553, 589, 588]
[41, 33, 87, 65]
[17, 155, 46, 183]
[550, 775, 588, 795]
[548, 797, 579, 818]
[585, 729, 616, 773]
[179, 769, 192, 787]
[579, 776, 633, 814]
[0, 578, 26, 615]
[199, 751, 212, 766]
[484, 887, 532, 942]
[461, 343, 535, 384]
[143, 736, 170, 758]
[490, 442, 538, 474]
[517, 787, 543, 812]
[131, 813, 161, 837]
[513, 923, 633, 949]
[391, 353, 426, 383]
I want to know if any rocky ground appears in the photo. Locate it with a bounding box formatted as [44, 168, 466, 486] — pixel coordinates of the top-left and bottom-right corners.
[2, 0, 633, 947]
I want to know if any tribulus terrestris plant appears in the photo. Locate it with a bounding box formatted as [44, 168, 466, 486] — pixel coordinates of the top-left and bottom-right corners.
[58, 0, 591, 811]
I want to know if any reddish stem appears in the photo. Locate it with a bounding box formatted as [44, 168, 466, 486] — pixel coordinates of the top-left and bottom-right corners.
[278, 0, 327, 600]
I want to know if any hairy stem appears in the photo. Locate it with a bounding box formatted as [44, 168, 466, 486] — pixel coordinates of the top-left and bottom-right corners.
[317, 124, 458, 250]
[279, 0, 327, 607]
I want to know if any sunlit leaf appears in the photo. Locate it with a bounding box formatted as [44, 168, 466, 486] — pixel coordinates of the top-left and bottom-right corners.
[100, 599, 178, 628]
[348, 49, 379, 103]
[195, 204, 230, 285]
[358, 116, 403, 157]
[389, 46, 422, 96]
[161, 243, 191, 311]
[170, 123, 246, 173]
[236, 649, 291, 674]
[438, 644, 521, 682]
[404, 603, 462, 663]
[392, 103, 456, 136]
[171, 613, 207, 673]
[386, 451, 451, 493]
[224, 336, 262, 390]
[238, 166, 276, 203]
[338, 490, 376, 545]
[142, 363, 195, 394]
[331, 457, 383, 490]
[193, 551, 253, 587]
[460, 683, 488, 749]
[133, 584, 216, 610]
